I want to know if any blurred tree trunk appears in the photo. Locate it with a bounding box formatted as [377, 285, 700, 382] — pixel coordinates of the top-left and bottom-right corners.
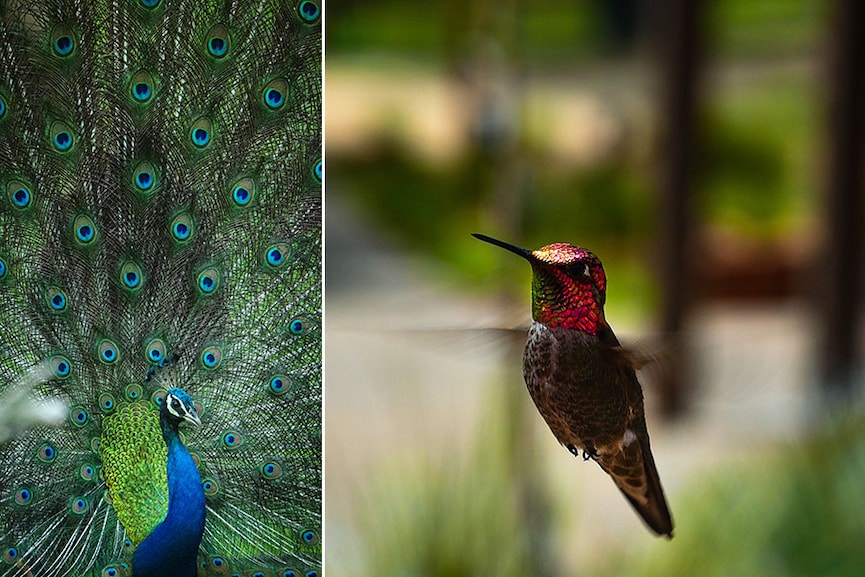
[654, 0, 704, 418]
[819, 0, 865, 399]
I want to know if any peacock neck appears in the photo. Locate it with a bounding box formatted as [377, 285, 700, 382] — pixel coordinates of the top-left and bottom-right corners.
[131, 417, 206, 577]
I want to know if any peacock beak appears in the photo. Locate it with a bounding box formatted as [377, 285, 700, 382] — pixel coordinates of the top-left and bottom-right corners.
[183, 408, 202, 427]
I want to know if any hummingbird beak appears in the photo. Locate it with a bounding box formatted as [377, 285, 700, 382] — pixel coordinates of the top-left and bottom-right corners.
[472, 233, 534, 262]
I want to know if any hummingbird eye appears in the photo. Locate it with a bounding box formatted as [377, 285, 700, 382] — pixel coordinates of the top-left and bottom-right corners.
[568, 262, 591, 280]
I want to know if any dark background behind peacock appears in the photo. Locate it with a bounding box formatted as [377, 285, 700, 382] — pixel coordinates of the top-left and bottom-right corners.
[0, 0, 321, 576]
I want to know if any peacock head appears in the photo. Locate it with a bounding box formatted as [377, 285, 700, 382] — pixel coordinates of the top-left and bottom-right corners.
[162, 387, 202, 428]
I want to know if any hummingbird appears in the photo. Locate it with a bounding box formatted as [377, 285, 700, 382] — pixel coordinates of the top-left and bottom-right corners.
[472, 233, 674, 538]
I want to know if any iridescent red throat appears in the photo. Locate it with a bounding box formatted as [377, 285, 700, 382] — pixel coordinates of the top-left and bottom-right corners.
[528, 243, 607, 335]
[531, 265, 606, 334]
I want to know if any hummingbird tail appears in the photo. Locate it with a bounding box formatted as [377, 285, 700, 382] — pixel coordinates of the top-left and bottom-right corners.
[597, 428, 674, 538]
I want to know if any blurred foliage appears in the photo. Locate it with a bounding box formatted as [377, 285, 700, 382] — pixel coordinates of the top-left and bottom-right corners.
[333, 132, 663, 323]
[328, 0, 605, 64]
[326, 0, 447, 58]
[708, 0, 825, 58]
[597, 415, 865, 577]
[698, 75, 818, 238]
[333, 78, 815, 246]
[329, 0, 825, 63]
[334, 137, 652, 274]
[328, 0, 825, 319]
[354, 388, 552, 577]
[332, 69, 815, 320]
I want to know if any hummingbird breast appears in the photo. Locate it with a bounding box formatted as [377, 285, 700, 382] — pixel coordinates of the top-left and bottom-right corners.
[522, 321, 633, 454]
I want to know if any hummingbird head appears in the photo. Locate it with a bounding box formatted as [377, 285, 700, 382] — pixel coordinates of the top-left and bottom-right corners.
[473, 233, 607, 335]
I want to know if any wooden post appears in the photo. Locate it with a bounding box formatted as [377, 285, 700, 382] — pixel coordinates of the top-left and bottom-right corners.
[655, 0, 703, 417]
[820, 0, 865, 397]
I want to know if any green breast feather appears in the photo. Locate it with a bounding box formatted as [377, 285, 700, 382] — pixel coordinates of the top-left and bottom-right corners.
[100, 400, 168, 545]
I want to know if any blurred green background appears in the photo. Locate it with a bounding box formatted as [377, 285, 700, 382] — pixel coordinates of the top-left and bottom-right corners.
[327, 0, 822, 306]
[325, 1, 864, 575]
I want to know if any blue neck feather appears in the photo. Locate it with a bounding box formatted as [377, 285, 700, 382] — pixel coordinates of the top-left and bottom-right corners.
[131, 417, 206, 577]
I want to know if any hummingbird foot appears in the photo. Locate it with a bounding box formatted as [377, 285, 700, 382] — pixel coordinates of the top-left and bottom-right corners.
[567, 443, 598, 461]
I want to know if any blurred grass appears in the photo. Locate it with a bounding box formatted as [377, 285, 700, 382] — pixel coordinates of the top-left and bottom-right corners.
[352, 385, 865, 576]
[597, 415, 865, 577]
[353, 388, 549, 577]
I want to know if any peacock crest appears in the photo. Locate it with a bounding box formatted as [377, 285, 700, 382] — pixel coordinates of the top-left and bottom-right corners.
[0, 0, 322, 576]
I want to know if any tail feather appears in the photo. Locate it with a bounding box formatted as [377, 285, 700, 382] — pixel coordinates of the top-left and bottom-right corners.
[597, 427, 674, 538]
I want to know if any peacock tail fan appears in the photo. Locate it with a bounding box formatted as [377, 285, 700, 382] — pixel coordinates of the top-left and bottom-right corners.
[0, 0, 322, 576]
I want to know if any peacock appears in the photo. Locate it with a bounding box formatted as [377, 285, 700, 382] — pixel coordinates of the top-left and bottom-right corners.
[0, 1, 322, 576]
